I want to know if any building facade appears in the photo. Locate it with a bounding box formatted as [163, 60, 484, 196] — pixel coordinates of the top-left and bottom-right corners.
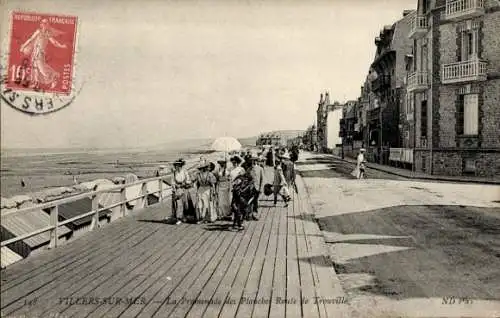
[407, 0, 500, 177]
[316, 92, 343, 152]
[369, 11, 414, 164]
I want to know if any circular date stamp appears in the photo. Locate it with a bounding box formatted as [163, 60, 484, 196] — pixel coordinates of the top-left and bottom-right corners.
[0, 11, 81, 115]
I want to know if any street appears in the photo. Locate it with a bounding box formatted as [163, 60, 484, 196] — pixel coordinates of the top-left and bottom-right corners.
[297, 152, 500, 317]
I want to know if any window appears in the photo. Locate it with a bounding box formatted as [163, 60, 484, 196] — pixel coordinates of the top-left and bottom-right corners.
[457, 94, 479, 135]
[464, 94, 479, 135]
[421, 44, 428, 72]
[422, 0, 429, 13]
[421, 100, 428, 137]
[406, 93, 414, 115]
[461, 30, 479, 61]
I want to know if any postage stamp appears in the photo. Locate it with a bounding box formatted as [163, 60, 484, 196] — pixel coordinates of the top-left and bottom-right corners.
[1, 11, 80, 115]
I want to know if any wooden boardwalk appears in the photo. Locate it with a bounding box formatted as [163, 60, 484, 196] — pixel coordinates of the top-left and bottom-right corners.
[0, 169, 349, 318]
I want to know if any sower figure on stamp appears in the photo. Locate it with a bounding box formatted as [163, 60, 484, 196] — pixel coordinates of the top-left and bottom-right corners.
[20, 18, 67, 90]
[169, 158, 193, 224]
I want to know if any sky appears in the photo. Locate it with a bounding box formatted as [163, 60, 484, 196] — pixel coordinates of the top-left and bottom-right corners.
[0, 0, 416, 149]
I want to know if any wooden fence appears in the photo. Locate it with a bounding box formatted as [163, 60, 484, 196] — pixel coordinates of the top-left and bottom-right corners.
[1, 175, 173, 251]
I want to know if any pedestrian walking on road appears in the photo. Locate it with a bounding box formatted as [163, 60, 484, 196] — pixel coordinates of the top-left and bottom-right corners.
[352, 148, 367, 179]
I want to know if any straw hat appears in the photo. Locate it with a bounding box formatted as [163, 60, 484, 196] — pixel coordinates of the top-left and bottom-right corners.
[173, 158, 185, 166]
[360, 148, 366, 152]
[230, 155, 243, 164]
[197, 162, 210, 170]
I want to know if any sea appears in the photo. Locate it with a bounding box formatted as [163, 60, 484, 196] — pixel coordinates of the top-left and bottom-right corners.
[0, 146, 218, 198]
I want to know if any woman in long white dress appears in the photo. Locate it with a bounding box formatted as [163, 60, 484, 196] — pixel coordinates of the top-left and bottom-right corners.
[195, 162, 217, 223]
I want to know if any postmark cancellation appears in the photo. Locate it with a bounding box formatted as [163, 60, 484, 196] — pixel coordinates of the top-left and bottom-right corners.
[1, 11, 81, 115]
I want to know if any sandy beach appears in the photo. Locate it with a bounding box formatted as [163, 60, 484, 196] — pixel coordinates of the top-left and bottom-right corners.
[0, 147, 222, 198]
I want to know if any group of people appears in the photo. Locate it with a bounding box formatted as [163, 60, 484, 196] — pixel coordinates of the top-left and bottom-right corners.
[165, 145, 299, 231]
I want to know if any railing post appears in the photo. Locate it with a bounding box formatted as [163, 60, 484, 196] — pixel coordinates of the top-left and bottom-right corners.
[141, 182, 148, 208]
[48, 205, 59, 249]
[159, 178, 164, 202]
[90, 193, 101, 231]
[120, 187, 127, 217]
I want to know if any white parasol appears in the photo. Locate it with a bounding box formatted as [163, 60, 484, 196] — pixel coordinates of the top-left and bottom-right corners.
[211, 137, 242, 152]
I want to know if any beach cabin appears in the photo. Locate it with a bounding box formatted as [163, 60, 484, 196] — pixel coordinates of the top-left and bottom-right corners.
[146, 179, 172, 206]
[1, 247, 23, 269]
[46, 197, 111, 238]
[0, 208, 72, 258]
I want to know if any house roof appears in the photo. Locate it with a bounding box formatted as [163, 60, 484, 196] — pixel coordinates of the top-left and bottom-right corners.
[1, 207, 72, 248]
[1, 247, 23, 268]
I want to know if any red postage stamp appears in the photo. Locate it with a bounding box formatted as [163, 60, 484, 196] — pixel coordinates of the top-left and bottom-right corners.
[6, 12, 78, 95]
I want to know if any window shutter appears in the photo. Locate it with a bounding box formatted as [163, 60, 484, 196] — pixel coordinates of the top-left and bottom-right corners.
[464, 94, 478, 135]
[473, 29, 479, 58]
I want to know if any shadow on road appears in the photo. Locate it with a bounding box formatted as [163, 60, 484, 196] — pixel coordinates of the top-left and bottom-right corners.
[316, 204, 500, 300]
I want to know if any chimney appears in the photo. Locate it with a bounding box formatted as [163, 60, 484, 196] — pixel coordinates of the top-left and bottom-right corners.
[403, 10, 413, 17]
[319, 93, 323, 104]
[324, 92, 330, 105]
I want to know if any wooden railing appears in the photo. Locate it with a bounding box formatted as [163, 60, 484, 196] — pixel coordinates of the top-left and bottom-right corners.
[0, 174, 174, 250]
[444, 0, 485, 20]
[442, 59, 487, 84]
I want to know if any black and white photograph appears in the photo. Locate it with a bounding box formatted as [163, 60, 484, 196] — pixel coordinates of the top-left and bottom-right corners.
[1, 0, 499, 317]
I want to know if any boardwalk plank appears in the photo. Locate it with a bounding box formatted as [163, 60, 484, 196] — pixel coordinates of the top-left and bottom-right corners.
[60, 224, 204, 317]
[294, 189, 321, 318]
[2, 222, 162, 316]
[217, 212, 267, 318]
[251, 198, 280, 318]
[88, 227, 207, 318]
[286, 189, 302, 318]
[165, 225, 238, 317]
[184, 222, 257, 318]
[199, 218, 258, 318]
[118, 228, 215, 318]
[268, 203, 287, 318]
[235, 206, 274, 317]
[0, 171, 345, 318]
[1, 202, 170, 286]
[135, 231, 226, 317]
[1, 220, 141, 291]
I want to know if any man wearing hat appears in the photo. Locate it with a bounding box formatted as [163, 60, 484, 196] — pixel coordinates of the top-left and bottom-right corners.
[249, 153, 264, 220]
[355, 148, 367, 179]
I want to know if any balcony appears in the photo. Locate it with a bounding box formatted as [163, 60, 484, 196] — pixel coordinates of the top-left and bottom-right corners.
[408, 14, 428, 39]
[442, 59, 487, 84]
[407, 71, 429, 92]
[443, 0, 485, 21]
[371, 75, 391, 92]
